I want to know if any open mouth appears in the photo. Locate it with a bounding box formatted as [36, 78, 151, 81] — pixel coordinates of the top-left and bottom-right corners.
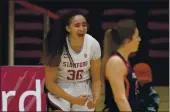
[77, 34, 85, 38]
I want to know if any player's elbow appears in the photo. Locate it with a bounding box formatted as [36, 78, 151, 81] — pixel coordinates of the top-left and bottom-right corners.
[45, 79, 55, 90]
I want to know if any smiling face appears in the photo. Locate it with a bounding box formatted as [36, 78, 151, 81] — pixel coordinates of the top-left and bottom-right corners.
[66, 15, 88, 39]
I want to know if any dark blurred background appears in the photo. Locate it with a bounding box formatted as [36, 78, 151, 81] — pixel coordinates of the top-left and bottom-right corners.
[1, 0, 169, 86]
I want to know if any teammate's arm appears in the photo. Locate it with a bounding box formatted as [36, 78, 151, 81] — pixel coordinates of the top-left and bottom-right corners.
[90, 58, 101, 105]
[105, 56, 132, 111]
[89, 38, 102, 107]
[45, 66, 87, 105]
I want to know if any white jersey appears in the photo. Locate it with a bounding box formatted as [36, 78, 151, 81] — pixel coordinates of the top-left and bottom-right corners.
[57, 34, 101, 82]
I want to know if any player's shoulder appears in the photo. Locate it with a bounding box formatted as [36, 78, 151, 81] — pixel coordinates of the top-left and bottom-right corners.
[106, 55, 127, 77]
[85, 34, 97, 41]
[107, 55, 124, 67]
[85, 34, 98, 43]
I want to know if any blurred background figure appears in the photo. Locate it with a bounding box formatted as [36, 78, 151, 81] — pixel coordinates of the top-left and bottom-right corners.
[134, 63, 160, 112]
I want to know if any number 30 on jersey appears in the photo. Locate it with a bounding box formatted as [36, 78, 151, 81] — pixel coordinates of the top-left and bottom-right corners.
[67, 70, 84, 80]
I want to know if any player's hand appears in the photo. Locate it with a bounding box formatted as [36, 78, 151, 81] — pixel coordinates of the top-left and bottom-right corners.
[86, 100, 95, 109]
[86, 95, 99, 109]
[74, 94, 88, 106]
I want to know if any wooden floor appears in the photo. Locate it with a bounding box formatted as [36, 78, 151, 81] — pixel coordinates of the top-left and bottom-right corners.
[96, 86, 169, 111]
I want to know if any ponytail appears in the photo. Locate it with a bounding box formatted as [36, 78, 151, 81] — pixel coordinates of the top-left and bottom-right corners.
[103, 29, 113, 57]
[101, 29, 113, 85]
[101, 28, 120, 84]
[110, 28, 122, 53]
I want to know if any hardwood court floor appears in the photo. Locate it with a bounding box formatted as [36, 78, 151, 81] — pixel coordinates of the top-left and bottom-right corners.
[96, 86, 169, 111]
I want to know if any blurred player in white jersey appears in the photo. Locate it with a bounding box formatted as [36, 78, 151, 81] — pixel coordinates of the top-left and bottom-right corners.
[41, 10, 101, 111]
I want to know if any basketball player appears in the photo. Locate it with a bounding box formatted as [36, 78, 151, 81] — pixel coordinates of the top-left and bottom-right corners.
[41, 11, 101, 111]
[102, 19, 141, 112]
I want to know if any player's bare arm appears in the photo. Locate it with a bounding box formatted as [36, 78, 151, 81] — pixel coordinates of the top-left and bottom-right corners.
[106, 56, 132, 111]
[89, 58, 101, 107]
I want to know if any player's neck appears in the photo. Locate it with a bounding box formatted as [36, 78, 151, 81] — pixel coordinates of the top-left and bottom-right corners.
[117, 48, 130, 61]
[69, 36, 84, 46]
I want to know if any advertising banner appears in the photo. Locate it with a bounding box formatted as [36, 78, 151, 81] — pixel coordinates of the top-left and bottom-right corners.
[1, 66, 46, 111]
